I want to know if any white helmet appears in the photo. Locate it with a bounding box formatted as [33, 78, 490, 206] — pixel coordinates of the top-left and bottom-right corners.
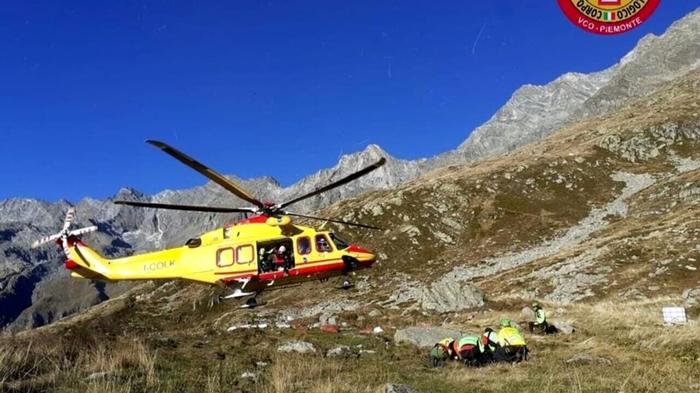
[278, 245, 286, 253]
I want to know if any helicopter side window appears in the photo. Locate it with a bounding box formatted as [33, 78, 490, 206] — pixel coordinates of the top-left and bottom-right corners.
[258, 239, 294, 272]
[297, 237, 311, 255]
[315, 235, 333, 253]
[216, 247, 235, 267]
[236, 245, 254, 264]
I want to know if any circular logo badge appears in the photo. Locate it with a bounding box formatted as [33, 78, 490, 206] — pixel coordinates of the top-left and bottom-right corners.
[557, 0, 660, 35]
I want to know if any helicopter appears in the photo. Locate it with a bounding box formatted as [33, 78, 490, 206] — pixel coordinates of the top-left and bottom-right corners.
[32, 140, 385, 308]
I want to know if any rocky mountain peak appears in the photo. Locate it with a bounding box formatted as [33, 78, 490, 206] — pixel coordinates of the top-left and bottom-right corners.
[1, 7, 699, 331]
[114, 187, 147, 201]
[431, 7, 700, 168]
[336, 144, 392, 167]
[361, 143, 388, 157]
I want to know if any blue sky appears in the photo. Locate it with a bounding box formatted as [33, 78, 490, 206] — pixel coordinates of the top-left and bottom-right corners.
[1, 1, 697, 202]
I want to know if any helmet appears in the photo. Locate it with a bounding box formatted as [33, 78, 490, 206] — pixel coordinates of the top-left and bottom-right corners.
[278, 245, 286, 253]
[500, 319, 511, 328]
[484, 327, 493, 333]
[532, 301, 540, 309]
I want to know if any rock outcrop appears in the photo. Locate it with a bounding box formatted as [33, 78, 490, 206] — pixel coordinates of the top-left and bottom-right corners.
[420, 281, 484, 313]
[1, 8, 699, 330]
[277, 340, 316, 354]
[394, 326, 461, 348]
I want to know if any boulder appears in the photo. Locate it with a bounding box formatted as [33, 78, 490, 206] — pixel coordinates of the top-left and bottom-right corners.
[394, 326, 460, 348]
[326, 345, 351, 358]
[520, 306, 535, 320]
[509, 320, 524, 332]
[597, 134, 660, 163]
[420, 282, 484, 313]
[682, 287, 700, 305]
[385, 383, 421, 393]
[552, 321, 575, 335]
[319, 313, 337, 326]
[277, 340, 316, 354]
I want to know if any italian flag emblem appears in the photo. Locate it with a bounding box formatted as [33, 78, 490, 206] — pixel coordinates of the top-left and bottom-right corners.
[602, 11, 617, 21]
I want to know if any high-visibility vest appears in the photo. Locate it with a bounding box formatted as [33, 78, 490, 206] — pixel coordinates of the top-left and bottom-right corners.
[458, 335, 484, 353]
[497, 327, 526, 347]
[438, 337, 454, 348]
[430, 345, 447, 360]
[535, 308, 546, 324]
[483, 331, 499, 350]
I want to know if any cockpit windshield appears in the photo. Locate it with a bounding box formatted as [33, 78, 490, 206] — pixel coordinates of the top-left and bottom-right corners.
[329, 233, 349, 250]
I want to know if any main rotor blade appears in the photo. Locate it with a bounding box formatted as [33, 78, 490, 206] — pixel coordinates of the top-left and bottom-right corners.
[69, 226, 98, 236]
[62, 208, 75, 232]
[114, 200, 256, 214]
[278, 158, 386, 210]
[31, 233, 62, 249]
[146, 140, 264, 209]
[285, 212, 382, 230]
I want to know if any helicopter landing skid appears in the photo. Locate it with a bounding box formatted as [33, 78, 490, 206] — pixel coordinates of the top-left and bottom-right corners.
[239, 295, 265, 309]
[224, 288, 256, 300]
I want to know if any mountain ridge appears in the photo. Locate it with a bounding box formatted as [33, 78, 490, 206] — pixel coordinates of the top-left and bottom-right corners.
[1, 7, 698, 330]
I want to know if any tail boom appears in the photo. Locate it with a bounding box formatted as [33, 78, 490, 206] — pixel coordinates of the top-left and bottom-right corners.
[65, 238, 185, 282]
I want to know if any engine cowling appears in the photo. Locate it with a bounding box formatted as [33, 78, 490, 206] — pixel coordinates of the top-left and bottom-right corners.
[265, 215, 292, 226]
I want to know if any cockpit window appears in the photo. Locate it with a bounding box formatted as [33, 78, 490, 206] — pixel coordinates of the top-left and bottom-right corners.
[315, 234, 333, 253]
[329, 233, 349, 250]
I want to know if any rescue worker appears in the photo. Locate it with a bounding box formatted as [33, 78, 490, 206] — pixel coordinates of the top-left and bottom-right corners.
[456, 334, 486, 366]
[274, 245, 291, 274]
[528, 301, 549, 334]
[440, 337, 459, 359]
[430, 337, 458, 367]
[317, 237, 332, 252]
[259, 247, 274, 272]
[481, 327, 501, 363]
[429, 343, 449, 367]
[497, 319, 529, 363]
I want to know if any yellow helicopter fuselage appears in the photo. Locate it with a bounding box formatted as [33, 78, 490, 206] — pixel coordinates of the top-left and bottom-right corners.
[65, 215, 376, 291]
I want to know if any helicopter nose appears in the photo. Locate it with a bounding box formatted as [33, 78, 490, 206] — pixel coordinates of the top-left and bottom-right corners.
[346, 244, 377, 267]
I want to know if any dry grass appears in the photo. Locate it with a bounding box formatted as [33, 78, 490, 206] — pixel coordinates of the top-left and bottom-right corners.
[255, 354, 382, 393]
[434, 298, 700, 393]
[0, 335, 157, 392]
[3, 296, 698, 392]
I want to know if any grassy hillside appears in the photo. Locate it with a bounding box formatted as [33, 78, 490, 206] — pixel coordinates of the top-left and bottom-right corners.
[1, 71, 698, 393]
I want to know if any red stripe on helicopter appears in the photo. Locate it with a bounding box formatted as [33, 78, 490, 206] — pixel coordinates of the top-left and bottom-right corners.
[233, 215, 269, 225]
[65, 259, 80, 270]
[214, 268, 258, 275]
[346, 244, 372, 254]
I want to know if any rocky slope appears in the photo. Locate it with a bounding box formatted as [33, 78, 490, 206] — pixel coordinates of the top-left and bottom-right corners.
[1, 7, 698, 330]
[2, 67, 697, 393]
[322, 70, 699, 313]
[432, 7, 700, 167]
[0, 146, 420, 329]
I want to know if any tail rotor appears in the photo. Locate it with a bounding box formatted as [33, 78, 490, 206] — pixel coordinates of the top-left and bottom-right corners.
[31, 208, 98, 256]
